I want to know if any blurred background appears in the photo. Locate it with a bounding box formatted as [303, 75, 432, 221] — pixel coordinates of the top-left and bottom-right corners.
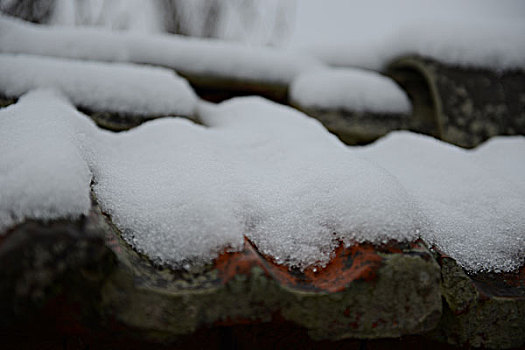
[0, 0, 296, 46]
[1, 0, 524, 48]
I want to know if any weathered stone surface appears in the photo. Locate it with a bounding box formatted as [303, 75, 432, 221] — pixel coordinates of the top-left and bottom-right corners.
[387, 56, 525, 148]
[3, 196, 524, 348]
[101, 220, 442, 342]
[0, 94, 17, 109]
[291, 105, 411, 145]
[0, 204, 116, 329]
[429, 256, 525, 349]
[77, 107, 188, 131]
[179, 72, 288, 104]
[0, 197, 443, 343]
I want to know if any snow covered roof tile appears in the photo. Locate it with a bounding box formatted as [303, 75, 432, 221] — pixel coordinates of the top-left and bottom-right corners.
[0, 15, 323, 86]
[290, 68, 411, 114]
[1, 90, 523, 272]
[0, 53, 197, 118]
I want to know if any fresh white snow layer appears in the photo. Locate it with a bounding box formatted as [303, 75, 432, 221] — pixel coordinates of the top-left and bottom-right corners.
[381, 20, 525, 71]
[0, 54, 197, 116]
[470, 136, 525, 189]
[357, 132, 525, 272]
[92, 98, 419, 268]
[302, 20, 525, 71]
[1, 91, 523, 272]
[0, 90, 95, 231]
[0, 16, 322, 85]
[291, 0, 525, 71]
[305, 43, 385, 72]
[290, 68, 411, 114]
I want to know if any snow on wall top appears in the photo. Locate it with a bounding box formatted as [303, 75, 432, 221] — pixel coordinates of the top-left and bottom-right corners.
[470, 136, 525, 189]
[293, 20, 525, 71]
[0, 90, 95, 231]
[0, 16, 322, 85]
[357, 132, 525, 272]
[0, 54, 197, 117]
[93, 98, 419, 268]
[382, 20, 525, 71]
[1, 91, 523, 272]
[290, 68, 411, 114]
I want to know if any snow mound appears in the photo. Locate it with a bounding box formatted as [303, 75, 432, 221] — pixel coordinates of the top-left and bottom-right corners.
[383, 20, 525, 71]
[0, 89, 95, 231]
[357, 132, 525, 272]
[290, 68, 411, 114]
[0, 16, 322, 85]
[1, 90, 523, 272]
[471, 136, 525, 188]
[92, 98, 419, 268]
[0, 54, 197, 117]
[299, 19, 525, 71]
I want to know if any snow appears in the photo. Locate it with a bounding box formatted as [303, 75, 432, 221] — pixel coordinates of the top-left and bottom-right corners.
[305, 43, 384, 72]
[290, 0, 525, 48]
[0, 54, 197, 117]
[290, 0, 525, 70]
[356, 132, 525, 272]
[93, 98, 419, 268]
[3, 2, 522, 78]
[0, 89, 95, 232]
[382, 20, 525, 71]
[1, 90, 523, 272]
[290, 68, 411, 114]
[301, 20, 525, 71]
[471, 136, 525, 189]
[0, 15, 322, 85]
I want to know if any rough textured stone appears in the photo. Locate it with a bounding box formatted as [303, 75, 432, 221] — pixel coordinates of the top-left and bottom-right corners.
[77, 106, 189, 131]
[101, 218, 442, 342]
[0, 197, 443, 343]
[180, 72, 288, 104]
[429, 256, 525, 349]
[0, 202, 116, 329]
[3, 194, 524, 348]
[387, 56, 525, 148]
[0, 94, 17, 109]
